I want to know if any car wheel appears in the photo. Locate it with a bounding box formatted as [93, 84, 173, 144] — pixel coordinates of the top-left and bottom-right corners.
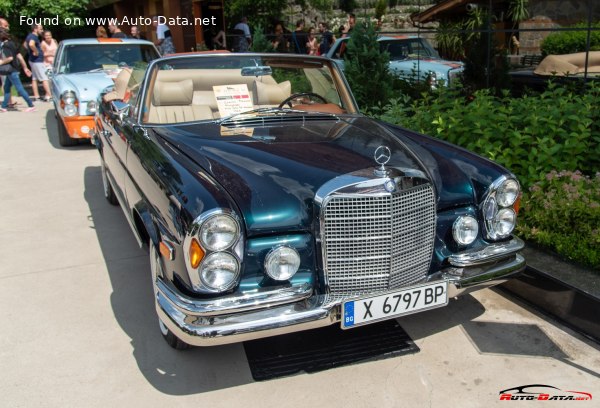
[150, 243, 192, 350]
[101, 159, 119, 206]
[57, 117, 77, 147]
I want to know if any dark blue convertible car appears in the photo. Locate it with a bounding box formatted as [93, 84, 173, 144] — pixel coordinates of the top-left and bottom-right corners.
[94, 53, 525, 349]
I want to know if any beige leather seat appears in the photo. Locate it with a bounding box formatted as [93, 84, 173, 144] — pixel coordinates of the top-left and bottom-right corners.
[103, 68, 132, 103]
[253, 79, 291, 105]
[148, 79, 213, 123]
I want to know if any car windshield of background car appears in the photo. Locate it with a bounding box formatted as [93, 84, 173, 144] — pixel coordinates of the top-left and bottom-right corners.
[60, 44, 158, 74]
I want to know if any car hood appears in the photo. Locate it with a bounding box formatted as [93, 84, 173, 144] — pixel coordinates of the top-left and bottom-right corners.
[53, 72, 114, 102]
[156, 116, 475, 234]
[390, 58, 463, 72]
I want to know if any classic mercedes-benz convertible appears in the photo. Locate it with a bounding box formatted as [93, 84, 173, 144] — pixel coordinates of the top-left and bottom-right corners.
[93, 53, 525, 349]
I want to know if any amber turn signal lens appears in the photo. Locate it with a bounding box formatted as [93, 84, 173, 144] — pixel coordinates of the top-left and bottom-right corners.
[513, 193, 522, 215]
[189, 238, 205, 269]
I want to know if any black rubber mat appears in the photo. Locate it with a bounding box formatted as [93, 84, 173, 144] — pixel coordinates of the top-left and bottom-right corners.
[243, 320, 419, 381]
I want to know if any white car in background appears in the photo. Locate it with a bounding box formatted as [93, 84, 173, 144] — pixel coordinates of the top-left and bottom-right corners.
[50, 38, 160, 146]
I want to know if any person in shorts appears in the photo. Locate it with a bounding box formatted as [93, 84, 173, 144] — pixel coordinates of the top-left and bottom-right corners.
[26, 24, 51, 101]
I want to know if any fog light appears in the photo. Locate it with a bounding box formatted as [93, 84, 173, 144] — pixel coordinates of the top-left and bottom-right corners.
[200, 252, 239, 291]
[453, 215, 479, 246]
[264, 246, 300, 281]
[64, 104, 77, 116]
[87, 100, 97, 114]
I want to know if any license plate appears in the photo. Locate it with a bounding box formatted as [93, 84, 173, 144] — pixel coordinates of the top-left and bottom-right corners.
[341, 281, 448, 329]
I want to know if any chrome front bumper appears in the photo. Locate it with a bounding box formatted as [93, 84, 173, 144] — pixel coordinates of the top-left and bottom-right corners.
[155, 237, 525, 347]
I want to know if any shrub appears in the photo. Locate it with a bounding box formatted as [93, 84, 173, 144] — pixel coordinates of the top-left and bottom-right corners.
[517, 171, 600, 270]
[378, 82, 600, 189]
[250, 25, 274, 53]
[344, 20, 393, 110]
[541, 22, 600, 55]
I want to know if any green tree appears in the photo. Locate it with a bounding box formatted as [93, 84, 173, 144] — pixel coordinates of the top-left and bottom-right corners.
[250, 25, 274, 52]
[225, 0, 287, 31]
[0, 0, 90, 38]
[344, 20, 392, 110]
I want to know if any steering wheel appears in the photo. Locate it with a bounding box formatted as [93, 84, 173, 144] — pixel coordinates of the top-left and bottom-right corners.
[279, 92, 328, 108]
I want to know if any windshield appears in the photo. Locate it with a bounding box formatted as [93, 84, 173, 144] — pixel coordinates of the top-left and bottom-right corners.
[380, 39, 439, 60]
[59, 44, 159, 74]
[142, 55, 355, 125]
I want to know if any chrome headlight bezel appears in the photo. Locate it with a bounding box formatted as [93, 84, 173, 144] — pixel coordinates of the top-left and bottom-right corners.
[87, 100, 98, 114]
[183, 209, 243, 294]
[453, 215, 479, 246]
[199, 213, 240, 252]
[61, 90, 78, 117]
[199, 252, 240, 291]
[61, 90, 77, 105]
[482, 176, 520, 240]
[264, 246, 301, 281]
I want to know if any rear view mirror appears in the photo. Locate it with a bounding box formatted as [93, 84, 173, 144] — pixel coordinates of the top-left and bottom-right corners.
[241, 66, 272, 77]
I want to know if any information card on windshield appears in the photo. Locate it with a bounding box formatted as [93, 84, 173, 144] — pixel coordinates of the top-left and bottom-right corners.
[213, 84, 253, 117]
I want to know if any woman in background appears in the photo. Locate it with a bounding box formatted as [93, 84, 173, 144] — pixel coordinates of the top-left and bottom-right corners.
[96, 26, 107, 38]
[41, 30, 58, 67]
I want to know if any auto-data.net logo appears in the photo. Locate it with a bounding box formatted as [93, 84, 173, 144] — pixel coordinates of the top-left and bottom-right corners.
[499, 384, 593, 401]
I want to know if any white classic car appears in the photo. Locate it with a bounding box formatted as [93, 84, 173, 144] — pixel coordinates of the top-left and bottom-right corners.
[50, 38, 160, 146]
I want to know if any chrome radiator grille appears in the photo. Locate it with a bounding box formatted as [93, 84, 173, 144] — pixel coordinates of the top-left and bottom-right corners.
[322, 184, 436, 297]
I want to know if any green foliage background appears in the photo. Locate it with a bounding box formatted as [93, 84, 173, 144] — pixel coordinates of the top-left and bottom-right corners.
[0, 0, 90, 38]
[541, 22, 600, 55]
[344, 20, 393, 110]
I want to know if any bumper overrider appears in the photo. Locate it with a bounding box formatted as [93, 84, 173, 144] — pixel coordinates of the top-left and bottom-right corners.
[156, 237, 525, 346]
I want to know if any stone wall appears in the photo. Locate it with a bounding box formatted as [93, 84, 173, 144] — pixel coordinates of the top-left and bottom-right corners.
[519, 0, 599, 55]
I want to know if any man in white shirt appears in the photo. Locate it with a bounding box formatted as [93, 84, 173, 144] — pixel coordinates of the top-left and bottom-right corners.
[152, 16, 175, 55]
[233, 16, 251, 52]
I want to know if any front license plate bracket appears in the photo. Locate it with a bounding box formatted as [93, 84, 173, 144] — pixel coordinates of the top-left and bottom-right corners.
[341, 281, 448, 329]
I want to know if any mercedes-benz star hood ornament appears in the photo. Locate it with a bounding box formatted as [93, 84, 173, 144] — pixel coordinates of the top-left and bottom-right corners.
[374, 146, 391, 177]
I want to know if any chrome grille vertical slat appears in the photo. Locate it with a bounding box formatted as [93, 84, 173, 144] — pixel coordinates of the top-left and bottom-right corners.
[322, 184, 436, 298]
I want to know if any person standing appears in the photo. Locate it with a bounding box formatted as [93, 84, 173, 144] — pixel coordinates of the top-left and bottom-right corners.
[41, 30, 58, 68]
[291, 20, 307, 54]
[130, 25, 146, 40]
[108, 23, 127, 39]
[233, 16, 251, 52]
[0, 17, 15, 107]
[306, 27, 318, 55]
[272, 22, 288, 53]
[318, 22, 334, 56]
[96, 25, 108, 38]
[0, 28, 35, 112]
[26, 24, 51, 102]
[152, 16, 175, 55]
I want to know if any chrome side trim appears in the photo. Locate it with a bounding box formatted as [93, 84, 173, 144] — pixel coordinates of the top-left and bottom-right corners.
[448, 236, 524, 267]
[155, 252, 525, 347]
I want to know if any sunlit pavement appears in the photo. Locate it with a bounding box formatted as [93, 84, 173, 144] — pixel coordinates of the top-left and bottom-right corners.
[1, 101, 599, 407]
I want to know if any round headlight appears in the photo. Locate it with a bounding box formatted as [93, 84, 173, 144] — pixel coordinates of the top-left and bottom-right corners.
[264, 246, 300, 281]
[200, 214, 239, 251]
[453, 215, 479, 246]
[493, 208, 516, 237]
[497, 179, 519, 207]
[62, 91, 76, 105]
[87, 100, 98, 114]
[200, 252, 239, 291]
[64, 104, 78, 117]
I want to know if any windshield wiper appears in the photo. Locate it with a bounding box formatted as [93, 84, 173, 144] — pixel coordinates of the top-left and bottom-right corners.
[216, 107, 306, 125]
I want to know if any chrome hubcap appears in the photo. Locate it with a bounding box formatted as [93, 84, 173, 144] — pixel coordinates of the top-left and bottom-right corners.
[101, 161, 110, 198]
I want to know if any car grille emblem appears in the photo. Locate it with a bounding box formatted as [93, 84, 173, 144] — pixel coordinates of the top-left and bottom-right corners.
[374, 146, 391, 177]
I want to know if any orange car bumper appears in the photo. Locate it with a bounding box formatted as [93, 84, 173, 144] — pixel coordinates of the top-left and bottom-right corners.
[63, 116, 95, 139]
